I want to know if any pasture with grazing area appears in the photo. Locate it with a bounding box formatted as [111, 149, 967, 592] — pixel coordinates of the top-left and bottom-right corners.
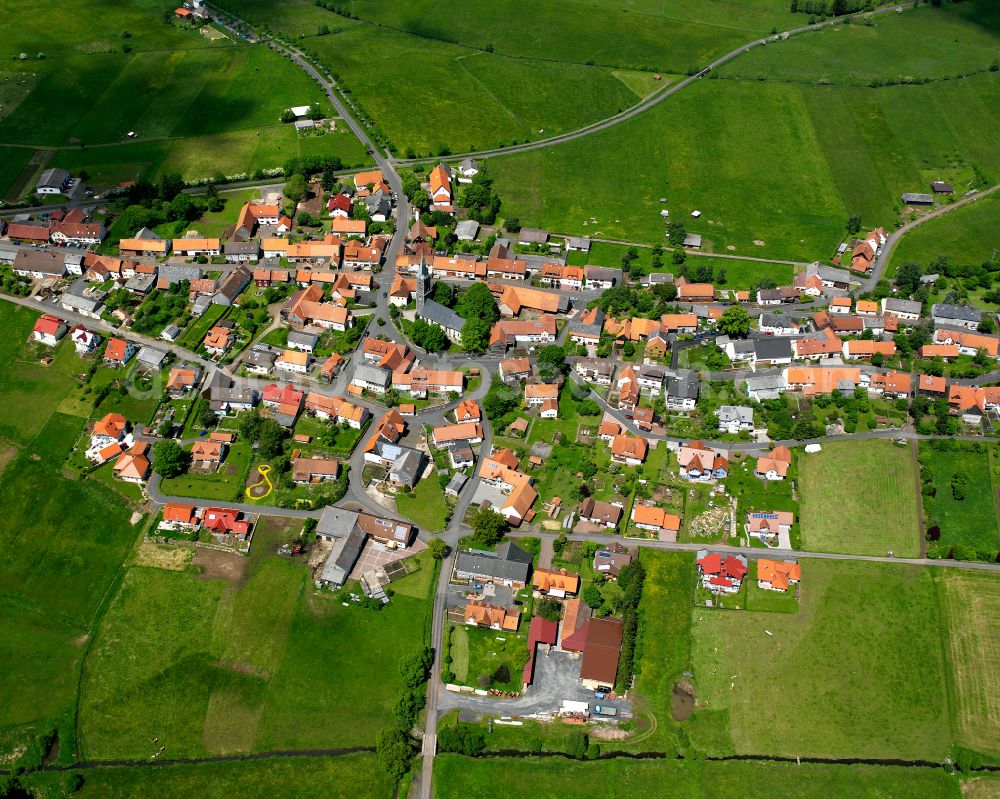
[798, 440, 920, 557]
[489, 65, 1000, 260]
[939, 570, 1000, 758]
[689, 560, 952, 760]
[433, 755, 961, 799]
[888, 192, 1000, 276]
[720, 1, 1000, 86]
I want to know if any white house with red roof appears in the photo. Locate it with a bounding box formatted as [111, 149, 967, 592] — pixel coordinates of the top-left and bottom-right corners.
[201, 507, 253, 540]
[70, 325, 102, 355]
[696, 551, 748, 594]
[678, 440, 728, 481]
[32, 314, 67, 346]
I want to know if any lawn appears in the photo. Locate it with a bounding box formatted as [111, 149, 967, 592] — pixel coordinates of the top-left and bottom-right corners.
[459, 626, 528, 693]
[28, 754, 393, 799]
[689, 560, 952, 760]
[158, 440, 254, 502]
[0, 304, 90, 445]
[433, 755, 961, 798]
[0, 145, 33, 200]
[798, 439, 920, 557]
[177, 303, 228, 349]
[920, 443, 1000, 554]
[490, 71, 1000, 260]
[888, 192, 1000, 277]
[79, 541, 435, 758]
[939, 570, 1000, 758]
[395, 472, 450, 532]
[721, 0, 1000, 86]
[0, 413, 137, 735]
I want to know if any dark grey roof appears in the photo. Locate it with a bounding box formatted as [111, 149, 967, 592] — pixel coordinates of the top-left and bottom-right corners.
[389, 448, 425, 487]
[455, 220, 480, 239]
[883, 298, 922, 315]
[759, 313, 797, 329]
[224, 240, 260, 256]
[287, 330, 320, 348]
[567, 236, 592, 250]
[353, 363, 391, 387]
[666, 376, 700, 400]
[320, 527, 365, 587]
[213, 266, 251, 303]
[124, 273, 156, 293]
[445, 472, 468, 495]
[518, 228, 548, 244]
[745, 374, 786, 392]
[683, 233, 702, 248]
[639, 364, 666, 381]
[459, 158, 479, 173]
[418, 298, 465, 333]
[901, 193, 934, 204]
[757, 289, 783, 302]
[13, 249, 65, 275]
[932, 303, 981, 323]
[37, 168, 69, 190]
[456, 541, 532, 583]
[753, 338, 793, 360]
[575, 358, 614, 376]
[133, 226, 162, 241]
[717, 405, 754, 424]
[136, 346, 167, 368]
[584, 265, 620, 284]
[646, 272, 674, 285]
[160, 264, 202, 284]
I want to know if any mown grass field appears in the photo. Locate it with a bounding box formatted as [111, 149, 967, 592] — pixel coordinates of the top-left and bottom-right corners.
[78, 547, 435, 758]
[395, 472, 450, 532]
[920, 444, 999, 552]
[721, 1, 1000, 85]
[798, 440, 920, 557]
[0, 412, 137, 734]
[888, 192, 1000, 276]
[433, 755, 961, 798]
[689, 560, 952, 760]
[939, 570, 1000, 758]
[490, 69, 1000, 260]
[25, 753, 393, 799]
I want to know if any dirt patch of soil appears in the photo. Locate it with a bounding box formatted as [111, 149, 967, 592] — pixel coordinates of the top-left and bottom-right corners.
[134, 539, 193, 572]
[753, 239, 766, 246]
[589, 725, 630, 740]
[192, 548, 248, 581]
[671, 680, 696, 722]
[213, 660, 269, 679]
[0, 442, 18, 478]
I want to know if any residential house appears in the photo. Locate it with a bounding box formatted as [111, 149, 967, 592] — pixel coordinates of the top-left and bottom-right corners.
[754, 445, 791, 480]
[525, 382, 559, 407]
[919, 374, 948, 397]
[678, 440, 728, 481]
[630, 504, 681, 539]
[933, 329, 999, 358]
[677, 282, 715, 302]
[103, 337, 136, 367]
[31, 314, 67, 346]
[70, 325, 101, 355]
[191, 440, 225, 470]
[578, 498, 623, 530]
[172, 237, 221, 257]
[757, 559, 801, 592]
[428, 164, 453, 209]
[574, 358, 615, 385]
[747, 511, 794, 545]
[477, 450, 538, 525]
[793, 329, 842, 361]
[463, 601, 520, 631]
[113, 440, 151, 483]
[842, 340, 895, 360]
[203, 326, 234, 357]
[881, 297, 921, 322]
[533, 568, 580, 598]
[275, 349, 311, 374]
[455, 399, 481, 424]
[758, 313, 799, 336]
[932, 303, 982, 330]
[224, 240, 260, 263]
[868, 370, 910, 399]
[745, 373, 787, 401]
[212, 266, 252, 306]
[609, 433, 648, 466]
[717, 405, 754, 434]
[496, 284, 568, 317]
[489, 316, 558, 352]
[455, 541, 533, 588]
[696, 551, 748, 594]
[499, 357, 532, 382]
[592, 542, 634, 577]
[353, 363, 392, 394]
[393, 368, 463, 398]
[432, 422, 484, 447]
[12, 249, 66, 279]
[166, 367, 200, 396]
[291, 457, 340, 485]
[584, 265, 619, 289]
[784, 366, 862, 396]
[665, 375, 700, 411]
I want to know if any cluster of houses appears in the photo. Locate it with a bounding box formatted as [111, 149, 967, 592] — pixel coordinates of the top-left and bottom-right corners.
[696, 551, 800, 595]
[350, 338, 464, 399]
[85, 413, 151, 483]
[454, 539, 628, 693]
[161, 502, 255, 541]
[5, 207, 105, 248]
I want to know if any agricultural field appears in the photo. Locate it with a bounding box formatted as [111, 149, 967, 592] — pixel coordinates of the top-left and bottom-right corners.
[433, 755, 962, 799]
[888, 192, 1000, 276]
[798, 440, 920, 557]
[939, 570, 1000, 758]
[920, 443, 1000, 555]
[24, 753, 393, 799]
[220, 0, 799, 77]
[78, 545, 435, 758]
[0, 0, 370, 195]
[490, 68, 1000, 260]
[721, 1, 1000, 85]
[304, 25, 663, 155]
[689, 560, 952, 760]
[0, 412, 137, 736]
